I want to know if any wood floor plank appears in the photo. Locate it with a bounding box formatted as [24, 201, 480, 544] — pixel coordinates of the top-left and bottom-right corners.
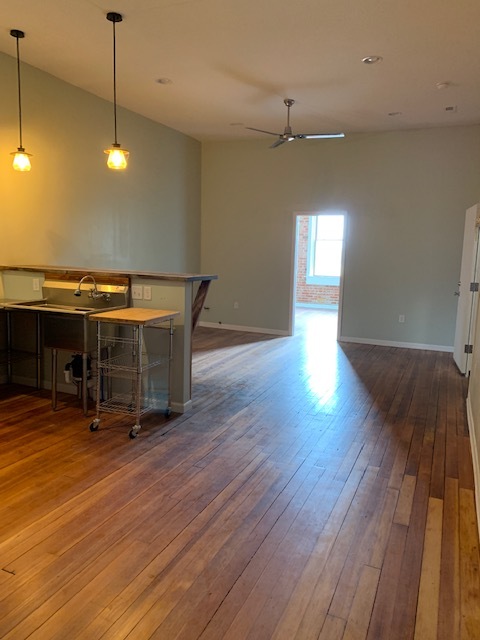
[318, 615, 346, 639]
[385, 464, 431, 638]
[414, 497, 443, 640]
[458, 435, 475, 491]
[438, 477, 460, 640]
[393, 473, 416, 526]
[327, 473, 388, 621]
[366, 522, 408, 640]
[343, 564, 380, 640]
[459, 487, 480, 638]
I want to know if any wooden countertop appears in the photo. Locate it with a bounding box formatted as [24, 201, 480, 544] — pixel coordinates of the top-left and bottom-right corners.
[89, 308, 180, 326]
[1, 265, 218, 283]
[0, 298, 28, 308]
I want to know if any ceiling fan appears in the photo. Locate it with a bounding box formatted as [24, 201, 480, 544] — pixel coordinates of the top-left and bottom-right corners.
[246, 98, 345, 148]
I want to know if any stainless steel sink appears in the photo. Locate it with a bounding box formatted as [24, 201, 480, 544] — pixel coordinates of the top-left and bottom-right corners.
[7, 279, 129, 316]
[6, 278, 129, 350]
[8, 300, 98, 314]
[5, 277, 130, 415]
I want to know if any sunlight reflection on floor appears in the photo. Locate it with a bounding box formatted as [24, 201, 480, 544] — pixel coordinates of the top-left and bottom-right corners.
[295, 307, 344, 409]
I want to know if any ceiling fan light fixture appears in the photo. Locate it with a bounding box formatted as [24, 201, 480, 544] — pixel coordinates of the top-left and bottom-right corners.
[103, 12, 128, 170]
[10, 29, 32, 172]
[362, 55, 383, 64]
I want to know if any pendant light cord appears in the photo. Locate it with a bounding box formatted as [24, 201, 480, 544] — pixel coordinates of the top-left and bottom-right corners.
[112, 19, 118, 145]
[105, 11, 126, 165]
[15, 34, 23, 149]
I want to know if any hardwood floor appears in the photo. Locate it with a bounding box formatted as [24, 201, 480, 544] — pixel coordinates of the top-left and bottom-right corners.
[0, 308, 479, 639]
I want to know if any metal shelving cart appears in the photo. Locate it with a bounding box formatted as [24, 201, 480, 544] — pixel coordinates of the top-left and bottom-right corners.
[88, 308, 179, 439]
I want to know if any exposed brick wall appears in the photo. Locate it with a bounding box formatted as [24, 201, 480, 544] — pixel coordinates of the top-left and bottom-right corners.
[296, 215, 339, 307]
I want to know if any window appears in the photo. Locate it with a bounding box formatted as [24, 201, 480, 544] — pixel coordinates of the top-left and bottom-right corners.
[306, 214, 345, 286]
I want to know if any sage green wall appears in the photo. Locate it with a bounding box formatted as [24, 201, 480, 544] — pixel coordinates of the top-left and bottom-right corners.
[201, 127, 480, 346]
[0, 52, 201, 272]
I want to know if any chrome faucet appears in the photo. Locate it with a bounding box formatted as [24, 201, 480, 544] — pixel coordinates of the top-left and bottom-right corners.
[74, 275, 110, 301]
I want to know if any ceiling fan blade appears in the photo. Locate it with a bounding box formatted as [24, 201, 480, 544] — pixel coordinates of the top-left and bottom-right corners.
[245, 126, 280, 136]
[295, 132, 345, 139]
[270, 137, 288, 148]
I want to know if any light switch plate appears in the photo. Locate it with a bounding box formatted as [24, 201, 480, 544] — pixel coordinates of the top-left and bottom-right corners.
[132, 285, 143, 300]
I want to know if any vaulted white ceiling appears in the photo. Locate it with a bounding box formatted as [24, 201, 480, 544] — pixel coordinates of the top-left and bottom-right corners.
[1, 0, 480, 142]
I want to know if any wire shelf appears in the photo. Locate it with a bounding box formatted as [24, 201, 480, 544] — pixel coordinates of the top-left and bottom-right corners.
[98, 351, 167, 373]
[99, 335, 136, 349]
[98, 392, 168, 415]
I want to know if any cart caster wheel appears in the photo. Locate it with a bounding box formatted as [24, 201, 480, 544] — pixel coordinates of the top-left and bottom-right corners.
[89, 421, 99, 432]
[129, 429, 138, 439]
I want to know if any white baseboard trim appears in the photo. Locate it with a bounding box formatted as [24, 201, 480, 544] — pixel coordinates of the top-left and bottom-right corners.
[199, 321, 289, 336]
[198, 325, 453, 349]
[171, 399, 191, 414]
[466, 395, 480, 541]
[339, 336, 454, 353]
[8, 376, 80, 394]
[10, 375, 48, 389]
[44, 381, 89, 394]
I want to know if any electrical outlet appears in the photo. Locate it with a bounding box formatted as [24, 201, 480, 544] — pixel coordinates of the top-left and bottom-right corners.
[399, 314, 405, 323]
[233, 301, 239, 309]
[143, 285, 152, 301]
[132, 285, 143, 300]
[32, 278, 40, 291]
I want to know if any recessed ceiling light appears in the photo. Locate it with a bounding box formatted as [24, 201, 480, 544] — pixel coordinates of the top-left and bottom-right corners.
[362, 55, 383, 64]
[436, 81, 451, 90]
[156, 78, 172, 85]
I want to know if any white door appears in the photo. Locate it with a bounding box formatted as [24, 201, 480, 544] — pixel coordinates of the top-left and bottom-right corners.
[453, 204, 480, 375]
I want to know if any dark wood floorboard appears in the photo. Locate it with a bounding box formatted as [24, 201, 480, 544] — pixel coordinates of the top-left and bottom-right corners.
[0, 308, 478, 639]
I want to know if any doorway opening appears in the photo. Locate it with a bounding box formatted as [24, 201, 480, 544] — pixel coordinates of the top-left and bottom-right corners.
[292, 212, 346, 338]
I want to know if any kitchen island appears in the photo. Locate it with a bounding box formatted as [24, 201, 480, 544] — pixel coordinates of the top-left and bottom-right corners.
[0, 266, 217, 413]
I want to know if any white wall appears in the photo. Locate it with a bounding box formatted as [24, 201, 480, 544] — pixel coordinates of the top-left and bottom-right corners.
[201, 127, 480, 346]
[0, 52, 201, 273]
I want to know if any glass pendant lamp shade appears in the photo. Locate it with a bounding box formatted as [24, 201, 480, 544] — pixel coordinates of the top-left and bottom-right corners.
[11, 147, 32, 172]
[10, 29, 32, 171]
[104, 144, 129, 170]
[104, 12, 128, 170]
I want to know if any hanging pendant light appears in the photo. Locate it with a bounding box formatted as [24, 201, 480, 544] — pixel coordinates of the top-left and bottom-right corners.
[10, 29, 32, 172]
[104, 12, 129, 170]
